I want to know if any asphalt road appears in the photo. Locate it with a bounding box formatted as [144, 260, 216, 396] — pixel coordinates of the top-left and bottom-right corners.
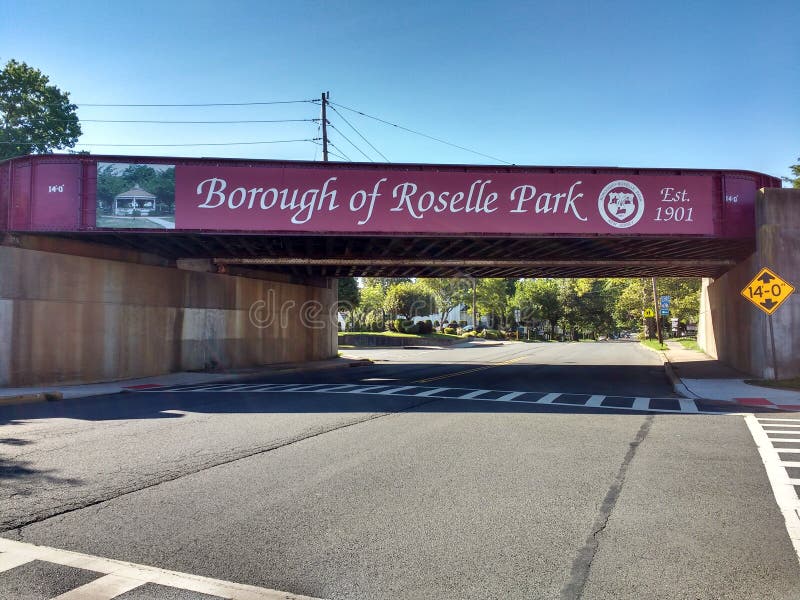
[1, 340, 799, 599]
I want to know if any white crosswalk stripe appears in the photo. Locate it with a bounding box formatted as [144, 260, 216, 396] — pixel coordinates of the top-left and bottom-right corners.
[0, 538, 318, 600]
[745, 416, 800, 565]
[144, 383, 740, 415]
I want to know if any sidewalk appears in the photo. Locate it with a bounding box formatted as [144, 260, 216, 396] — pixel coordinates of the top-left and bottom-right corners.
[661, 340, 800, 410]
[0, 357, 372, 406]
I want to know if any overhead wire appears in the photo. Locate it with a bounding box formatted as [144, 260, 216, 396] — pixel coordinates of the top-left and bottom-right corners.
[329, 101, 512, 165]
[326, 140, 352, 162]
[80, 118, 319, 124]
[69, 138, 320, 148]
[328, 105, 389, 161]
[327, 122, 374, 162]
[311, 140, 348, 161]
[75, 99, 317, 107]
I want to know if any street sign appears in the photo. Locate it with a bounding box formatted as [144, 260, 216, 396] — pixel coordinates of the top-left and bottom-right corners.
[643, 308, 655, 318]
[741, 267, 795, 315]
[660, 295, 671, 309]
[660, 309, 669, 316]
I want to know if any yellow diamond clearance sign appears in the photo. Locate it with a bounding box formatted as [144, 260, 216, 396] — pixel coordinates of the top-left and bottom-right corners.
[741, 267, 795, 315]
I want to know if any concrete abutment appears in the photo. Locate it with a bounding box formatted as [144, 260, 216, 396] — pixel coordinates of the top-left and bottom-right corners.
[0, 238, 337, 387]
[699, 188, 800, 379]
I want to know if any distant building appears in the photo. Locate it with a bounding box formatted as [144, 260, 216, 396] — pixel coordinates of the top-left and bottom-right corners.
[114, 185, 156, 216]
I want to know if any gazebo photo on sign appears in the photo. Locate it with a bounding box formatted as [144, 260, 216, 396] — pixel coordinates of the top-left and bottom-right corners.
[95, 162, 176, 229]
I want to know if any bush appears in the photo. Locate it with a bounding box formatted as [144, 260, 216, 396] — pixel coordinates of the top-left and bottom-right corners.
[433, 320, 440, 328]
[459, 320, 467, 327]
[423, 319, 434, 334]
[444, 327, 457, 335]
[393, 318, 404, 333]
[402, 321, 422, 334]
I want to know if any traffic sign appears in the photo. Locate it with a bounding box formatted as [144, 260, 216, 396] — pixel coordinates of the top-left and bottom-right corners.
[643, 308, 655, 318]
[660, 309, 669, 316]
[741, 267, 795, 315]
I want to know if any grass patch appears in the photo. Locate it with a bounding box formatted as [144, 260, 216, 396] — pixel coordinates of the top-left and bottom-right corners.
[338, 331, 459, 339]
[641, 339, 668, 351]
[745, 377, 800, 391]
[675, 338, 702, 352]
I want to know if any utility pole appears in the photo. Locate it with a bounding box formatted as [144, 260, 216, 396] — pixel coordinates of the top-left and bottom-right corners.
[472, 277, 478, 330]
[320, 91, 329, 162]
[651, 277, 663, 346]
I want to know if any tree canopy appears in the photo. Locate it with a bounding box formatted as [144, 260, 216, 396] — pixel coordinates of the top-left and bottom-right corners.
[785, 157, 800, 189]
[0, 60, 81, 160]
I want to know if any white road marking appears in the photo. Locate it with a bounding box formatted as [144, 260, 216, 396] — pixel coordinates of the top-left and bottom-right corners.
[744, 414, 800, 565]
[761, 423, 800, 428]
[415, 387, 449, 397]
[378, 386, 417, 395]
[536, 393, 562, 404]
[141, 383, 742, 415]
[759, 419, 800, 424]
[458, 389, 491, 399]
[764, 431, 800, 435]
[772, 448, 800, 454]
[766, 439, 800, 443]
[0, 551, 33, 573]
[52, 574, 142, 600]
[586, 395, 606, 408]
[494, 391, 524, 402]
[0, 538, 319, 600]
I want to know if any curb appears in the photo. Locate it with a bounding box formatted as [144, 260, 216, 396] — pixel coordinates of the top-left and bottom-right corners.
[661, 354, 701, 400]
[0, 391, 63, 407]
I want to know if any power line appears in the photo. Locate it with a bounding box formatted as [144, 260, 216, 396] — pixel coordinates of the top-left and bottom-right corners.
[329, 105, 389, 161]
[330, 101, 512, 165]
[76, 99, 317, 108]
[80, 118, 319, 124]
[69, 138, 320, 148]
[328, 122, 374, 162]
[311, 140, 348, 162]
[327, 140, 352, 162]
[327, 148, 349, 161]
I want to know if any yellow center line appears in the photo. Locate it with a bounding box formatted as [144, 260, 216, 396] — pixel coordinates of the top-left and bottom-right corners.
[413, 356, 527, 383]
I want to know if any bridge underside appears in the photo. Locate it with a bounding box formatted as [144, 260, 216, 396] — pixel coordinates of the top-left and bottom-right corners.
[43, 232, 753, 279]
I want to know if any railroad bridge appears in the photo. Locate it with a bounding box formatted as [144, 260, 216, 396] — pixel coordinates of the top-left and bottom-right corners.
[1, 154, 796, 385]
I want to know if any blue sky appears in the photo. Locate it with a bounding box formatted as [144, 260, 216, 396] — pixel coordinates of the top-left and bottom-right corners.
[1, 0, 797, 181]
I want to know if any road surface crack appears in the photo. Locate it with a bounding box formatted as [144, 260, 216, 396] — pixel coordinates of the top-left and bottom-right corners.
[560, 414, 654, 600]
[0, 395, 443, 536]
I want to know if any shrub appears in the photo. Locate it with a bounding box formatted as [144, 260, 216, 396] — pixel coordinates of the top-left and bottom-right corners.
[394, 318, 405, 333]
[402, 321, 422, 334]
[459, 320, 467, 327]
[433, 320, 440, 328]
[444, 327, 457, 335]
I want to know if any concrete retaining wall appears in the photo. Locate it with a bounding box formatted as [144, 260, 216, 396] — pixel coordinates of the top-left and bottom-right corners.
[0, 244, 337, 386]
[699, 188, 800, 378]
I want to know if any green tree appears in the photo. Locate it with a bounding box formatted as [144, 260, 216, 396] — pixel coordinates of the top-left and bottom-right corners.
[476, 278, 512, 328]
[420, 278, 469, 329]
[0, 60, 81, 160]
[383, 281, 431, 318]
[337, 277, 360, 312]
[783, 157, 800, 188]
[513, 278, 563, 336]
